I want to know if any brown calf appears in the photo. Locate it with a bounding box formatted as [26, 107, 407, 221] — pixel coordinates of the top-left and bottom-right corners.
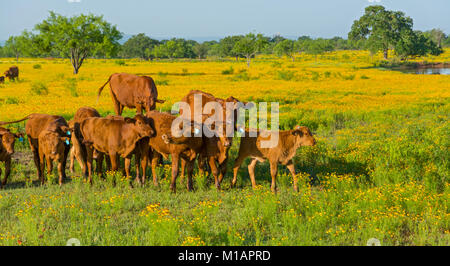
[38, 130, 70, 185]
[80, 114, 154, 184]
[232, 126, 316, 192]
[145, 111, 203, 192]
[0, 127, 22, 188]
[68, 107, 101, 175]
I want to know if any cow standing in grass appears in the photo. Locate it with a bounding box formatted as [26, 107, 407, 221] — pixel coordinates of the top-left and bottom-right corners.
[0, 127, 23, 188]
[232, 126, 316, 192]
[97, 73, 165, 115]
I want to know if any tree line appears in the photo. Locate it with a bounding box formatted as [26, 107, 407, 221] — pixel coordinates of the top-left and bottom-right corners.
[0, 5, 447, 74]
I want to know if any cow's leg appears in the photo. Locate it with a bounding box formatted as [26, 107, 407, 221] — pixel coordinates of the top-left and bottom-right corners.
[185, 159, 195, 192]
[46, 157, 53, 180]
[139, 145, 149, 185]
[85, 146, 94, 184]
[232, 152, 247, 188]
[179, 159, 186, 184]
[269, 160, 278, 193]
[197, 154, 206, 177]
[119, 104, 124, 116]
[57, 158, 64, 186]
[61, 144, 70, 182]
[105, 154, 111, 171]
[286, 160, 298, 192]
[95, 152, 104, 177]
[218, 158, 228, 185]
[208, 157, 220, 190]
[110, 153, 118, 171]
[247, 158, 258, 189]
[38, 150, 46, 185]
[124, 157, 132, 179]
[74, 138, 87, 176]
[29, 138, 42, 181]
[0, 167, 2, 189]
[69, 146, 76, 173]
[150, 153, 161, 186]
[136, 104, 142, 115]
[170, 154, 180, 193]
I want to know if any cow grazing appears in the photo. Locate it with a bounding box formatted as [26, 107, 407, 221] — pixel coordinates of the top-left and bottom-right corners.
[68, 107, 101, 175]
[0, 114, 71, 185]
[80, 114, 154, 184]
[0, 76, 5, 83]
[232, 126, 316, 192]
[97, 73, 165, 115]
[0, 127, 22, 188]
[145, 111, 203, 192]
[179, 90, 251, 189]
[4, 66, 19, 81]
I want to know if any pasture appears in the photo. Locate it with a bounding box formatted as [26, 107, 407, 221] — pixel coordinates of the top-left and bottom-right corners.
[0, 50, 449, 245]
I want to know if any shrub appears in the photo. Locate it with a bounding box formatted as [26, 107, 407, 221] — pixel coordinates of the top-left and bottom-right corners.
[276, 70, 296, 81]
[65, 78, 78, 97]
[114, 60, 127, 66]
[30, 82, 49, 95]
[5, 97, 19, 104]
[33, 64, 42, 69]
[360, 75, 370, 79]
[155, 80, 169, 86]
[221, 66, 234, 75]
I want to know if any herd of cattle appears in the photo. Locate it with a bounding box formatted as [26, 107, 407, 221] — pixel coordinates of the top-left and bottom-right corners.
[0, 69, 316, 193]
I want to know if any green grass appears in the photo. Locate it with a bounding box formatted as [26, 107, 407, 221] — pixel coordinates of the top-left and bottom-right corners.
[0, 101, 448, 246]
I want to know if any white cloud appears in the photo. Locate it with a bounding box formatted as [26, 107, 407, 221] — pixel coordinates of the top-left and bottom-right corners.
[368, 0, 381, 2]
[68, 0, 81, 3]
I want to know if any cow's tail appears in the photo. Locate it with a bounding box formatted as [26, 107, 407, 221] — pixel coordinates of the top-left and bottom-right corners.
[0, 115, 31, 126]
[97, 75, 112, 104]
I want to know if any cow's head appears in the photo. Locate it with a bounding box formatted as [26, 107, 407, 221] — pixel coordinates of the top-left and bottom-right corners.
[292, 126, 316, 147]
[0, 128, 21, 155]
[224, 96, 254, 131]
[39, 131, 68, 157]
[126, 114, 155, 138]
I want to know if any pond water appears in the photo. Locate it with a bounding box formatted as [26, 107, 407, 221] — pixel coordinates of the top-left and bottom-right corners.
[398, 68, 450, 75]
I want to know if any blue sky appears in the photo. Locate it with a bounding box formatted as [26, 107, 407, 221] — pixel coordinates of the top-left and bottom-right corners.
[1, 0, 449, 41]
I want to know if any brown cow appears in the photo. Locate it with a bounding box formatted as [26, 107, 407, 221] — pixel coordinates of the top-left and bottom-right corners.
[0, 76, 5, 83]
[179, 90, 251, 189]
[145, 111, 203, 192]
[232, 126, 316, 192]
[4, 66, 19, 81]
[38, 130, 70, 185]
[67, 107, 101, 175]
[80, 114, 154, 184]
[97, 73, 165, 115]
[0, 114, 71, 185]
[0, 127, 23, 188]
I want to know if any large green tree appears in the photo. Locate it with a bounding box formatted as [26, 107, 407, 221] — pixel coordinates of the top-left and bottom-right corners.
[232, 33, 268, 67]
[34, 12, 122, 74]
[349, 5, 414, 59]
[121, 33, 159, 60]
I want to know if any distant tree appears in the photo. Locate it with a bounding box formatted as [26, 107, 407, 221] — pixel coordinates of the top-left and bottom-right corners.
[3, 32, 34, 61]
[193, 42, 209, 59]
[34, 12, 122, 74]
[349, 5, 414, 59]
[218, 35, 242, 60]
[121, 33, 159, 60]
[303, 38, 334, 59]
[424, 29, 445, 48]
[273, 39, 296, 61]
[232, 33, 268, 67]
[264, 34, 286, 54]
[395, 31, 443, 60]
[153, 38, 195, 59]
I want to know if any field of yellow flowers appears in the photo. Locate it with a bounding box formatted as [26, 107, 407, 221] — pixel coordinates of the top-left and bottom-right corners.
[0, 50, 448, 245]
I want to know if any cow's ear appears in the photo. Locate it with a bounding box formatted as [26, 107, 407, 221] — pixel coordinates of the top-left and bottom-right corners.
[124, 117, 136, 124]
